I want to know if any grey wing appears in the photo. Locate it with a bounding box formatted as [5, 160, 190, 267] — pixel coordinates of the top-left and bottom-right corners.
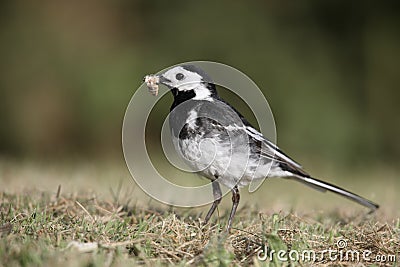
[197, 100, 310, 176]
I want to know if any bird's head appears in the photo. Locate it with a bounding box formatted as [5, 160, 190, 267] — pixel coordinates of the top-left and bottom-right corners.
[157, 65, 217, 100]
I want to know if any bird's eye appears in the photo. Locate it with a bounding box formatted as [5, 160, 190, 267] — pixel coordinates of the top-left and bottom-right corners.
[175, 73, 185, 80]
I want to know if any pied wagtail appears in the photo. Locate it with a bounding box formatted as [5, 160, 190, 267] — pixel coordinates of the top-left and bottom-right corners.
[144, 65, 379, 232]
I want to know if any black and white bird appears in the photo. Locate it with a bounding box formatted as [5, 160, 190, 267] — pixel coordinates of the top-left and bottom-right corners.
[145, 65, 379, 232]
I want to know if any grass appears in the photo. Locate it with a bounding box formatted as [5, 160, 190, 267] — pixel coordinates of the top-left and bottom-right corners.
[0, 160, 399, 266]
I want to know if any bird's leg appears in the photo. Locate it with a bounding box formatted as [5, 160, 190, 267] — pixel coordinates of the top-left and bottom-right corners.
[226, 186, 240, 232]
[204, 181, 222, 223]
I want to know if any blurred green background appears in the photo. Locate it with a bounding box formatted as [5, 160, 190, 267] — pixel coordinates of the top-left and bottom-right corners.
[0, 0, 399, 170]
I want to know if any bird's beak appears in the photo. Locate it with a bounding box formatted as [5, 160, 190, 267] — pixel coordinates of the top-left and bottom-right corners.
[158, 75, 172, 85]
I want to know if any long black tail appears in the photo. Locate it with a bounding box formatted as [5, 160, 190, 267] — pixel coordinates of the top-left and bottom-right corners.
[289, 175, 379, 211]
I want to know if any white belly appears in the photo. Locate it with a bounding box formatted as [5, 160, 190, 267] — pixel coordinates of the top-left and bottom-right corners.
[178, 137, 273, 188]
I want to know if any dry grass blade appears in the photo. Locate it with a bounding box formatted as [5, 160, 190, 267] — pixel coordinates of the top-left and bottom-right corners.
[75, 200, 95, 222]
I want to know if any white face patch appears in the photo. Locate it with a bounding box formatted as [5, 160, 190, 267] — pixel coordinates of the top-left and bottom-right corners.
[161, 66, 213, 100]
[162, 66, 202, 90]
